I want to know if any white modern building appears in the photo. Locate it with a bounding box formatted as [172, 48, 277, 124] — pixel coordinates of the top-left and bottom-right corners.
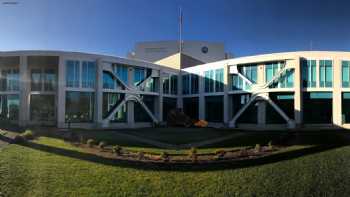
[1, 50, 350, 130]
[128, 40, 233, 67]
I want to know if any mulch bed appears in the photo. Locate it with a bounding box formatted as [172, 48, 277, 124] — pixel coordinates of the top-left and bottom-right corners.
[74, 143, 282, 165]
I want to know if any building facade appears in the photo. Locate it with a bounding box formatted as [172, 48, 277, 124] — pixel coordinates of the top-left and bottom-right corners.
[128, 40, 233, 66]
[1, 50, 350, 130]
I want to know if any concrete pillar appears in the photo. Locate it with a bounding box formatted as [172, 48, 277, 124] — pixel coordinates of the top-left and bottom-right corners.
[157, 70, 163, 122]
[57, 56, 66, 128]
[333, 58, 342, 126]
[257, 101, 266, 126]
[257, 64, 266, 126]
[127, 67, 135, 126]
[223, 65, 229, 124]
[294, 57, 303, 126]
[177, 72, 183, 109]
[95, 59, 103, 127]
[198, 71, 205, 120]
[19, 56, 30, 127]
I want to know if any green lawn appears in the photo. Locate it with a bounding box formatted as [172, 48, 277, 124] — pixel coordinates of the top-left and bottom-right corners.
[0, 134, 350, 197]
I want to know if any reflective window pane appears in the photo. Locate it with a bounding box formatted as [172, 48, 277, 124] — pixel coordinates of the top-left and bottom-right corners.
[0, 95, 19, 121]
[31, 69, 42, 91]
[66, 60, 80, 88]
[44, 69, 56, 91]
[30, 95, 55, 121]
[82, 61, 96, 88]
[65, 91, 95, 122]
[102, 93, 127, 122]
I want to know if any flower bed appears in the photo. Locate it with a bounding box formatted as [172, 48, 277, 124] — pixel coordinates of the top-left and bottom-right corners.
[74, 142, 281, 164]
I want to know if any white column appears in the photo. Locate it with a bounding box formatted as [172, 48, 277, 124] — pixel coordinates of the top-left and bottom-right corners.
[19, 56, 29, 127]
[198, 71, 205, 120]
[257, 64, 266, 126]
[157, 70, 163, 122]
[95, 59, 103, 127]
[294, 57, 303, 127]
[57, 56, 66, 128]
[223, 65, 229, 124]
[333, 58, 342, 126]
[127, 67, 135, 126]
[257, 101, 266, 126]
[177, 72, 183, 109]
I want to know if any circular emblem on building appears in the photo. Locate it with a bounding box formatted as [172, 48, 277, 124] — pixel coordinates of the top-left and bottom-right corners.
[201, 46, 208, 54]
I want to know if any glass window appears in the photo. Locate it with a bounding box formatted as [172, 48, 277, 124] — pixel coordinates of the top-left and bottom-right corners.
[231, 75, 243, 90]
[319, 60, 333, 87]
[242, 65, 257, 83]
[134, 68, 145, 86]
[31, 69, 42, 91]
[82, 61, 96, 88]
[144, 77, 158, 92]
[30, 95, 56, 121]
[114, 64, 128, 84]
[191, 74, 199, 94]
[66, 60, 80, 88]
[44, 69, 56, 91]
[170, 75, 178, 95]
[0, 94, 19, 121]
[162, 75, 170, 94]
[135, 95, 154, 122]
[65, 91, 95, 123]
[265, 63, 279, 83]
[215, 68, 224, 92]
[204, 70, 214, 93]
[182, 74, 190, 94]
[342, 61, 350, 87]
[205, 96, 223, 122]
[302, 60, 316, 88]
[102, 93, 127, 122]
[0, 69, 19, 91]
[103, 71, 115, 89]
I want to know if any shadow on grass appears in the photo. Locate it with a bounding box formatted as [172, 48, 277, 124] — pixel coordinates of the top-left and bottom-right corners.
[2, 134, 348, 172]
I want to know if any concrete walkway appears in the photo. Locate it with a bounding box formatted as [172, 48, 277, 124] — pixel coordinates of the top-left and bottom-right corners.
[115, 131, 244, 149]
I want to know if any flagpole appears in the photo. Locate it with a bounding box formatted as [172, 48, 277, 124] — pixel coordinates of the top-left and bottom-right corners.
[179, 7, 183, 53]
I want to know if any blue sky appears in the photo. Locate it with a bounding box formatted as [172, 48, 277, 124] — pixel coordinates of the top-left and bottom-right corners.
[1, 0, 350, 57]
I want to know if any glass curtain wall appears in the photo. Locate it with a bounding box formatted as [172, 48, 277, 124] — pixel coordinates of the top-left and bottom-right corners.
[113, 64, 128, 84]
[302, 60, 317, 88]
[102, 93, 127, 122]
[319, 60, 333, 88]
[182, 74, 199, 95]
[0, 95, 19, 121]
[66, 60, 80, 88]
[342, 61, 350, 87]
[0, 69, 19, 91]
[30, 95, 56, 121]
[82, 61, 96, 88]
[205, 69, 224, 93]
[205, 96, 223, 122]
[65, 91, 95, 123]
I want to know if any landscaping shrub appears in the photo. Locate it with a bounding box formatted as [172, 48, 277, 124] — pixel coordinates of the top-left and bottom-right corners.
[215, 149, 226, 160]
[13, 135, 25, 144]
[98, 141, 107, 150]
[268, 141, 273, 150]
[239, 148, 248, 157]
[160, 152, 169, 162]
[138, 151, 145, 160]
[87, 139, 95, 148]
[112, 145, 122, 156]
[79, 135, 85, 144]
[189, 147, 198, 162]
[21, 130, 34, 140]
[255, 144, 261, 153]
